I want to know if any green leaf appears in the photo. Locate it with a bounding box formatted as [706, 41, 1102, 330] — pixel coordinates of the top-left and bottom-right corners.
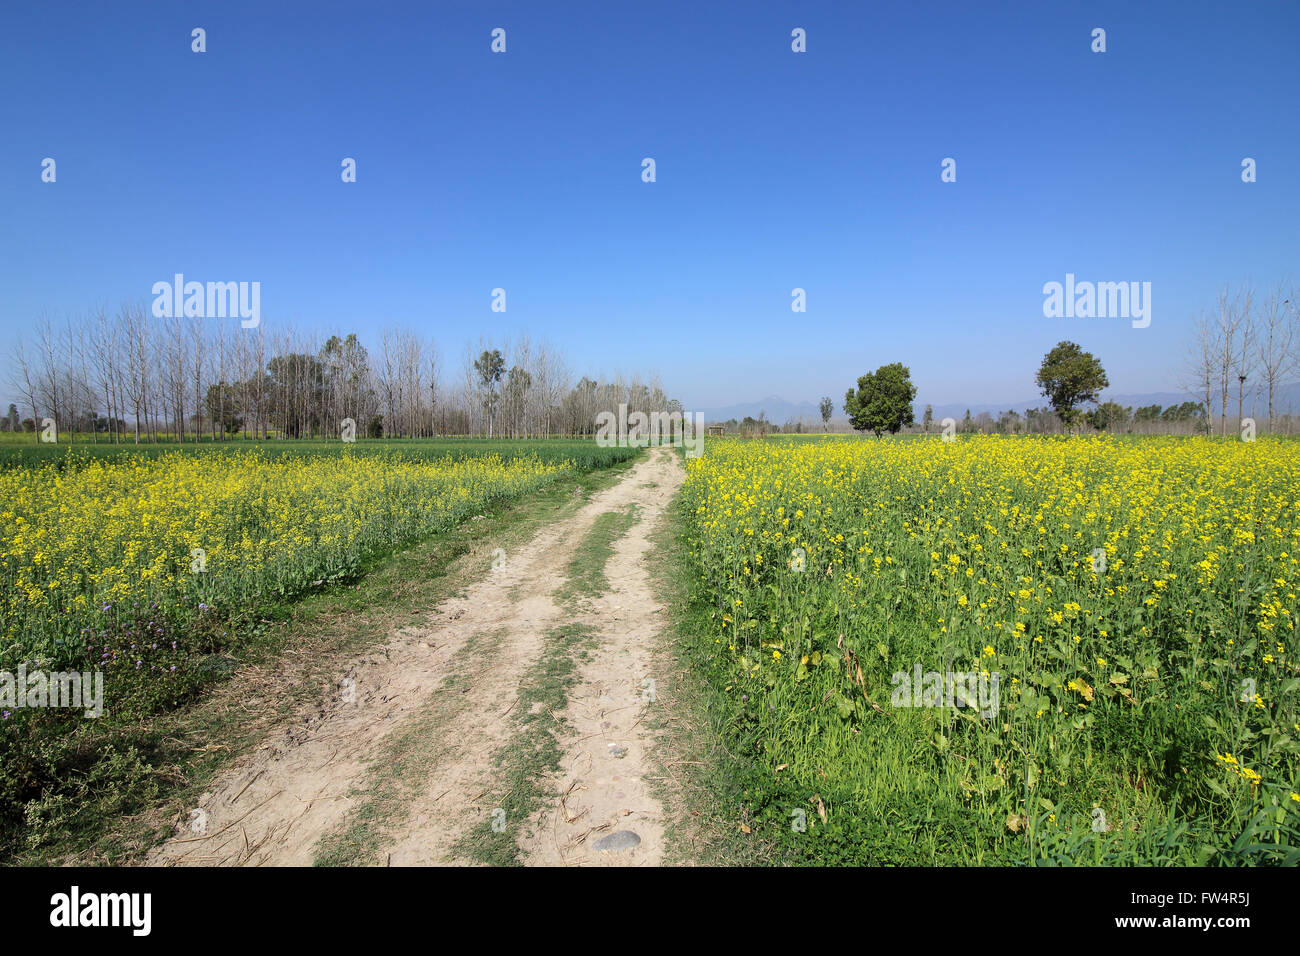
[980, 774, 1005, 794]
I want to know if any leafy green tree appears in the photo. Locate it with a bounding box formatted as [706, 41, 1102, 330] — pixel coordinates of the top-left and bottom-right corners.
[1035, 341, 1109, 430]
[922, 404, 933, 433]
[843, 363, 917, 436]
[996, 409, 1022, 433]
[1088, 400, 1130, 432]
[819, 396, 833, 430]
[474, 349, 506, 436]
[1162, 400, 1205, 422]
[1161, 401, 1208, 432]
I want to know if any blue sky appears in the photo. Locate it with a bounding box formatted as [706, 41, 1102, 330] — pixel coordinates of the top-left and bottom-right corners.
[2, 0, 1297, 410]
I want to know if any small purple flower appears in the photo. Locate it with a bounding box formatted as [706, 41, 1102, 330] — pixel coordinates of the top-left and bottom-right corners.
[136, 660, 142, 668]
[199, 603, 210, 611]
[170, 665, 176, 672]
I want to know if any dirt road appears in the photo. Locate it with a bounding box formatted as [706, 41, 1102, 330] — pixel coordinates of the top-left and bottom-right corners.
[148, 447, 684, 866]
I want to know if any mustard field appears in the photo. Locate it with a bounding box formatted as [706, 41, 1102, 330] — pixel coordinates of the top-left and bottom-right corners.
[1, 449, 571, 669]
[679, 435, 1300, 864]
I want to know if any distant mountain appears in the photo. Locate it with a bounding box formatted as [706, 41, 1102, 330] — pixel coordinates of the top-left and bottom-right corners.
[700, 383, 1300, 427]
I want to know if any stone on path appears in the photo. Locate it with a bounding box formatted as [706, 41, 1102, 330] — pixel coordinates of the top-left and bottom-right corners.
[593, 830, 641, 852]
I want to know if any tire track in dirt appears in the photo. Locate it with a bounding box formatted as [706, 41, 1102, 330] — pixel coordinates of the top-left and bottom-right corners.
[517, 448, 684, 866]
[147, 449, 682, 866]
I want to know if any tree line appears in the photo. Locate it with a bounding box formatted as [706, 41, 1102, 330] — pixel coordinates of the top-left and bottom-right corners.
[917, 399, 1210, 436]
[5, 307, 677, 442]
[837, 346, 1221, 437]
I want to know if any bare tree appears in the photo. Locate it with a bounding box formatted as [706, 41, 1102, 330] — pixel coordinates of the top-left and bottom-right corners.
[34, 313, 62, 436]
[1256, 281, 1298, 432]
[9, 339, 41, 442]
[1184, 310, 1219, 435]
[1234, 285, 1256, 429]
[1214, 285, 1251, 436]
